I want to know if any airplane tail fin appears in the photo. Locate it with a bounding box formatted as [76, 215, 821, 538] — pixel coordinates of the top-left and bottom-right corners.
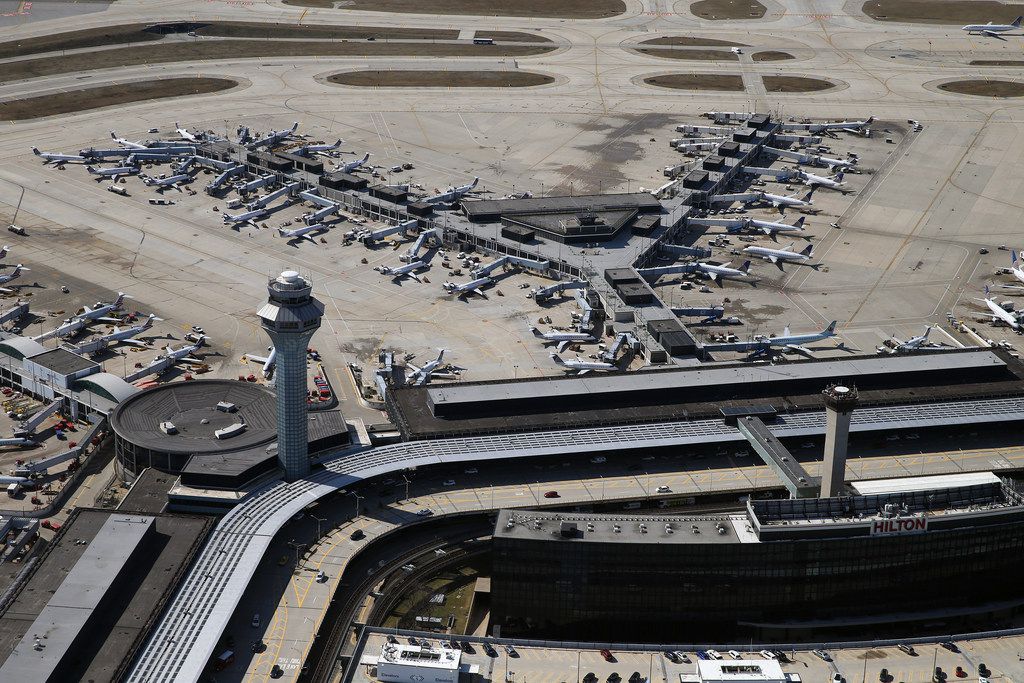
[792, 216, 806, 229]
[1014, 15, 1023, 27]
[865, 116, 875, 124]
[549, 352, 566, 366]
[291, 122, 299, 132]
[833, 172, 844, 183]
[923, 326, 932, 340]
[86, 165, 96, 174]
[1013, 249, 1019, 266]
[801, 188, 815, 202]
[800, 244, 814, 257]
[529, 326, 544, 337]
[469, 177, 479, 190]
[436, 349, 445, 364]
[985, 285, 991, 296]
[31, 147, 40, 156]
[739, 260, 752, 274]
[825, 320, 838, 334]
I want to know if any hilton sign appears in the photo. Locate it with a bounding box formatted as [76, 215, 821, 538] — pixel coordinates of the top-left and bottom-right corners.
[870, 516, 928, 535]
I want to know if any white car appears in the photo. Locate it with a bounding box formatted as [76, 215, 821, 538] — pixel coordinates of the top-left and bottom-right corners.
[705, 650, 723, 660]
[656, 485, 671, 493]
[443, 479, 456, 486]
[590, 456, 607, 464]
[759, 650, 777, 660]
[727, 650, 741, 659]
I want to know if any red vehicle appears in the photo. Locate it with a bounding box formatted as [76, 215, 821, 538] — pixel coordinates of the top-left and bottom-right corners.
[41, 520, 61, 531]
[544, 491, 560, 498]
[601, 649, 615, 662]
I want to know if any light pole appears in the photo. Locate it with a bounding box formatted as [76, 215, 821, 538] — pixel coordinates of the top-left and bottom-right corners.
[349, 490, 364, 518]
[310, 514, 328, 543]
[287, 539, 306, 569]
[401, 473, 411, 502]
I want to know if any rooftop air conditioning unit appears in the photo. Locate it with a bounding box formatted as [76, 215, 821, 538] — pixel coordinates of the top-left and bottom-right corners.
[159, 421, 177, 435]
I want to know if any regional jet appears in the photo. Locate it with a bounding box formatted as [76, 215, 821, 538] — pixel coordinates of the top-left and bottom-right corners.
[0, 265, 29, 293]
[549, 352, 618, 375]
[730, 216, 807, 238]
[278, 223, 328, 243]
[750, 188, 815, 212]
[977, 286, 1021, 330]
[425, 177, 480, 204]
[337, 153, 371, 173]
[407, 349, 446, 386]
[292, 139, 342, 157]
[174, 121, 202, 143]
[797, 170, 849, 192]
[530, 326, 597, 352]
[78, 293, 131, 322]
[442, 276, 492, 298]
[31, 147, 86, 164]
[222, 208, 269, 228]
[379, 260, 428, 283]
[695, 260, 752, 283]
[742, 242, 815, 270]
[109, 131, 148, 150]
[751, 321, 839, 357]
[161, 336, 208, 364]
[142, 173, 192, 192]
[86, 165, 138, 181]
[103, 313, 160, 345]
[249, 122, 300, 149]
[962, 16, 1022, 37]
[242, 346, 276, 379]
[878, 326, 935, 354]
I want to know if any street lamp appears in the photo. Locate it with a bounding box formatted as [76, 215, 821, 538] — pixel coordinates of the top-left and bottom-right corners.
[310, 514, 328, 543]
[402, 473, 411, 502]
[349, 491, 364, 517]
[287, 539, 307, 568]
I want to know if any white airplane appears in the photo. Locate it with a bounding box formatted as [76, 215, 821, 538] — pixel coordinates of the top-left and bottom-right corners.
[879, 326, 935, 354]
[1008, 250, 1024, 285]
[379, 260, 428, 282]
[102, 313, 160, 345]
[78, 292, 131, 322]
[86, 165, 138, 180]
[0, 265, 29, 293]
[550, 352, 618, 375]
[963, 16, 1022, 37]
[278, 223, 328, 243]
[442, 276, 491, 298]
[142, 173, 192, 191]
[109, 131, 147, 150]
[337, 153, 371, 173]
[407, 349, 446, 386]
[753, 321, 839, 357]
[730, 216, 806, 237]
[242, 346, 276, 379]
[425, 177, 480, 204]
[250, 122, 300, 149]
[174, 121, 201, 143]
[798, 170, 849, 192]
[695, 260, 752, 283]
[31, 147, 86, 164]
[222, 208, 268, 227]
[0, 438, 36, 449]
[751, 188, 815, 211]
[977, 286, 1021, 330]
[742, 242, 815, 269]
[161, 336, 207, 364]
[530, 326, 597, 352]
[34, 317, 87, 341]
[292, 139, 342, 156]
[799, 117, 874, 134]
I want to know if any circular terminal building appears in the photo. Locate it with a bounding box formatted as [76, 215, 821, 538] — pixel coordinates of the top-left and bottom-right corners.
[111, 380, 350, 489]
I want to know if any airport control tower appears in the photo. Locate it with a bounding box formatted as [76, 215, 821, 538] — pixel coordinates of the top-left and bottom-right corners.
[821, 384, 858, 498]
[258, 270, 323, 480]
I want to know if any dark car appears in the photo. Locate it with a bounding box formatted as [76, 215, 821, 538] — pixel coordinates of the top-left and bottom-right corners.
[483, 643, 498, 657]
[601, 649, 615, 662]
[350, 529, 365, 541]
[544, 491, 560, 498]
[461, 642, 475, 654]
[940, 642, 959, 653]
[251, 640, 266, 654]
[270, 664, 284, 679]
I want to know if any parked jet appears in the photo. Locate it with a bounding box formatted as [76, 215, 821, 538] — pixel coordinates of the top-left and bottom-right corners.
[1008, 250, 1024, 285]
[102, 313, 160, 345]
[86, 165, 138, 180]
[878, 326, 935, 354]
[0, 265, 29, 293]
[78, 292, 130, 322]
[425, 177, 480, 204]
[142, 173, 192, 191]
[742, 242, 815, 269]
[242, 346, 276, 379]
[442, 277, 491, 298]
[109, 131, 147, 150]
[797, 170, 849, 192]
[161, 336, 207, 364]
[978, 286, 1021, 330]
[292, 139, 342, 156]
[407, 349, 446, 385]
[530, 326, 597, 352]
[174, 121, 201, 143]
[798, 117, 874, 134]
[249, 122, 300, 149]
[338, 153, 371, 173]
[962, 16, 1022, 37]
[31, 147, 86, 164]
[730, 216, 806, 238]
[379, 260, 428, 282]
[752, 321, 839, 357]
[695, 260, 752, 283]
[750, 188, 815, 211]
[550, 352, 618, 375]
[278, 223, 328, 243]
[222, 208, 268, 228]
[33, 316, 87, 341]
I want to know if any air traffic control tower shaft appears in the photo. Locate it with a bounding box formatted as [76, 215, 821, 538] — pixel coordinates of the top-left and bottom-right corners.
[258, 270, 323, 480]
[821, 384, 858, 498]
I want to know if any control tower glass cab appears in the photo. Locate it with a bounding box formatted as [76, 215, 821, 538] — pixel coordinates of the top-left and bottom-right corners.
[257, 270, 324, 480]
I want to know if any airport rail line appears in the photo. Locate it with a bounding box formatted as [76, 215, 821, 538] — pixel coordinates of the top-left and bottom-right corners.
[127, 395, 1024, 681]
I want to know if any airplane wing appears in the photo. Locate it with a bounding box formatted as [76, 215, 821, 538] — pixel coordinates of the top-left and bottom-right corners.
[175, 357, 206, 365]
[577, 369, 592, 376]
[768, 255, 779, 264]
[557, 340, 572, 353]
[784, 343, 815, 357]
[95, 316, 124, 323]
[243, 353, 269, 364]
[982, 29, 1007, 39]
[0, 286, 13, 294]
[120, 339, 150, 347]
[406, 273, 421, 283]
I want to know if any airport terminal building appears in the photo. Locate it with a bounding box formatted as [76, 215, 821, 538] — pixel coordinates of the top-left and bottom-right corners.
[491, 473, 1024, 641]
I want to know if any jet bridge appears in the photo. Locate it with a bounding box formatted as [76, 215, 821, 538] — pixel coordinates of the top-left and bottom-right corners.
[709, 192, 758, 204]
[14, 398, 64, 438]
[675, 124, 737, 136]
[687, 217, 745, 229]
[599, 331, 638, 362]
[635, 263, 699, 279]
[533, 280, 587, 303]
[248, 181, 299, 210]
[739, 166, 796, 180]
[659, 243, 713, 258]
[773, 134, 822, 145]
[192, 155, 237, 171]
[360, 219, 418, 245]
[762, 146, 812, 163]
[304, 202, 341, 224]
[471, 254, 549, 279]
[237, 174, 275, 196]
[401, 228, 441, 262]
[735, 415, 821, 498]
[0, 301, 28, 325]
[675, 140, 726, 152]
[205, 165, 245, 194]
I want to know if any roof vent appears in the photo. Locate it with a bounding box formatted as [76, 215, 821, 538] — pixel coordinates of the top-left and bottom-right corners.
[159, 421, 177, 435]
[216, 401, 237, 413]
